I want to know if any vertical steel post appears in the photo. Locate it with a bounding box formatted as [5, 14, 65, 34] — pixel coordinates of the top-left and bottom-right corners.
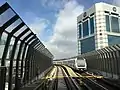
[8, 38, 18, 90]
[20, 44, 27, 79]
[32, 49, 35, 79]
[113, 45, 120, 77]
[0, 27, 4, 43]
[116, 45, 120, 78]
[23, 46, 31, 84]
[30, 48, 34, 81]
[107, 48, 113, 78]
[33, 51, 36, 79]
[14, 42, 23, 90]
[0, 66, 6, 90]
[27, 47, 32, 82]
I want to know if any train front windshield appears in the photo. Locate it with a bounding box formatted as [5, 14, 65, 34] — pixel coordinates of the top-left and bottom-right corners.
[77, 60, 85, 67]
[76, 57, 86, 68]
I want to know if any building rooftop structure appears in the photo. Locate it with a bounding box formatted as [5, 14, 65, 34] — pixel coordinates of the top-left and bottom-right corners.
[77, 2, 120, 54]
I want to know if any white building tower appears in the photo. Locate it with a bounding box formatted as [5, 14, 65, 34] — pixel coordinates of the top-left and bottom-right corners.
[77, 2, 120, 54]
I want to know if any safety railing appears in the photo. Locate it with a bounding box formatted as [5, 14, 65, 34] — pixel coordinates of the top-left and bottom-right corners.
[79, 44, 120, 79]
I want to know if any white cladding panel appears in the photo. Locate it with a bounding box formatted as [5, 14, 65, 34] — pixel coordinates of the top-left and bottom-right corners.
[77, 5, 95, 22]
[95, 2, 120, 13]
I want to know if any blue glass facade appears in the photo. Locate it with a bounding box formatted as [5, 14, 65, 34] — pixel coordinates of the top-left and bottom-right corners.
[105, 15, 120, 33]
[108, 35, 120, 45]
[83, 20, 89, 37]
[105, 15, 110, 32]
[90, 17, 94, 34]
[111, 16, 120, 33]
[79, 24, 81, 38]
[81, 36, 95, 54]
[78, 16, 95, 38]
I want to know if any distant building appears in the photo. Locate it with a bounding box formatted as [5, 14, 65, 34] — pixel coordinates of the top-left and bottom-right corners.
[77, 2, 120, 54]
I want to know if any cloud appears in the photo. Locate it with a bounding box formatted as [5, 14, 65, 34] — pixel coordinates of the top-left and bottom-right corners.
[29, 17, 49, 37]
[23, 12, 50, 38]
[44, 0, 84, 59]
[112, 0, 120, 6]
[41, 0, 69, 10]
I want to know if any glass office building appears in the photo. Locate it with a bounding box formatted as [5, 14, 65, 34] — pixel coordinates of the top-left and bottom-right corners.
[77, 2, 120, 54]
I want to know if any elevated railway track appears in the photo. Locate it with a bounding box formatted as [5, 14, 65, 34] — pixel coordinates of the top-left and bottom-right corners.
[21, 64, 120, 90]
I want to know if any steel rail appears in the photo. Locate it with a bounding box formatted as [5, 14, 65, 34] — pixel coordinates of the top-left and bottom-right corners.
[60, 65, 80, 90]
[52, 66, 58, 90]
[33, 66, 54, 90]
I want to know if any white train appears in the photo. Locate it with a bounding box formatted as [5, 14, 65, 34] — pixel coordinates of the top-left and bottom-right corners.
[62, 57, 87, 71]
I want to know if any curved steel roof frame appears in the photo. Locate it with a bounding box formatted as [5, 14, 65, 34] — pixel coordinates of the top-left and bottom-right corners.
[0, 2, 53, 59]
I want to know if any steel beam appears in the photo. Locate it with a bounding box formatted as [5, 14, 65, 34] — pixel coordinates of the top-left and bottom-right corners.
[0, 15, 19, 42]
[2, 15, 19, 30]
[0, 3, 9, 15]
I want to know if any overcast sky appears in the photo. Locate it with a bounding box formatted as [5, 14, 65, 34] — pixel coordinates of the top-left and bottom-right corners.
[0, 0, 119, 59]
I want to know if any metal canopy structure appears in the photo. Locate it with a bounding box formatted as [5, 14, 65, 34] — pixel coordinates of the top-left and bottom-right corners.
[0, 2, 54, 90]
